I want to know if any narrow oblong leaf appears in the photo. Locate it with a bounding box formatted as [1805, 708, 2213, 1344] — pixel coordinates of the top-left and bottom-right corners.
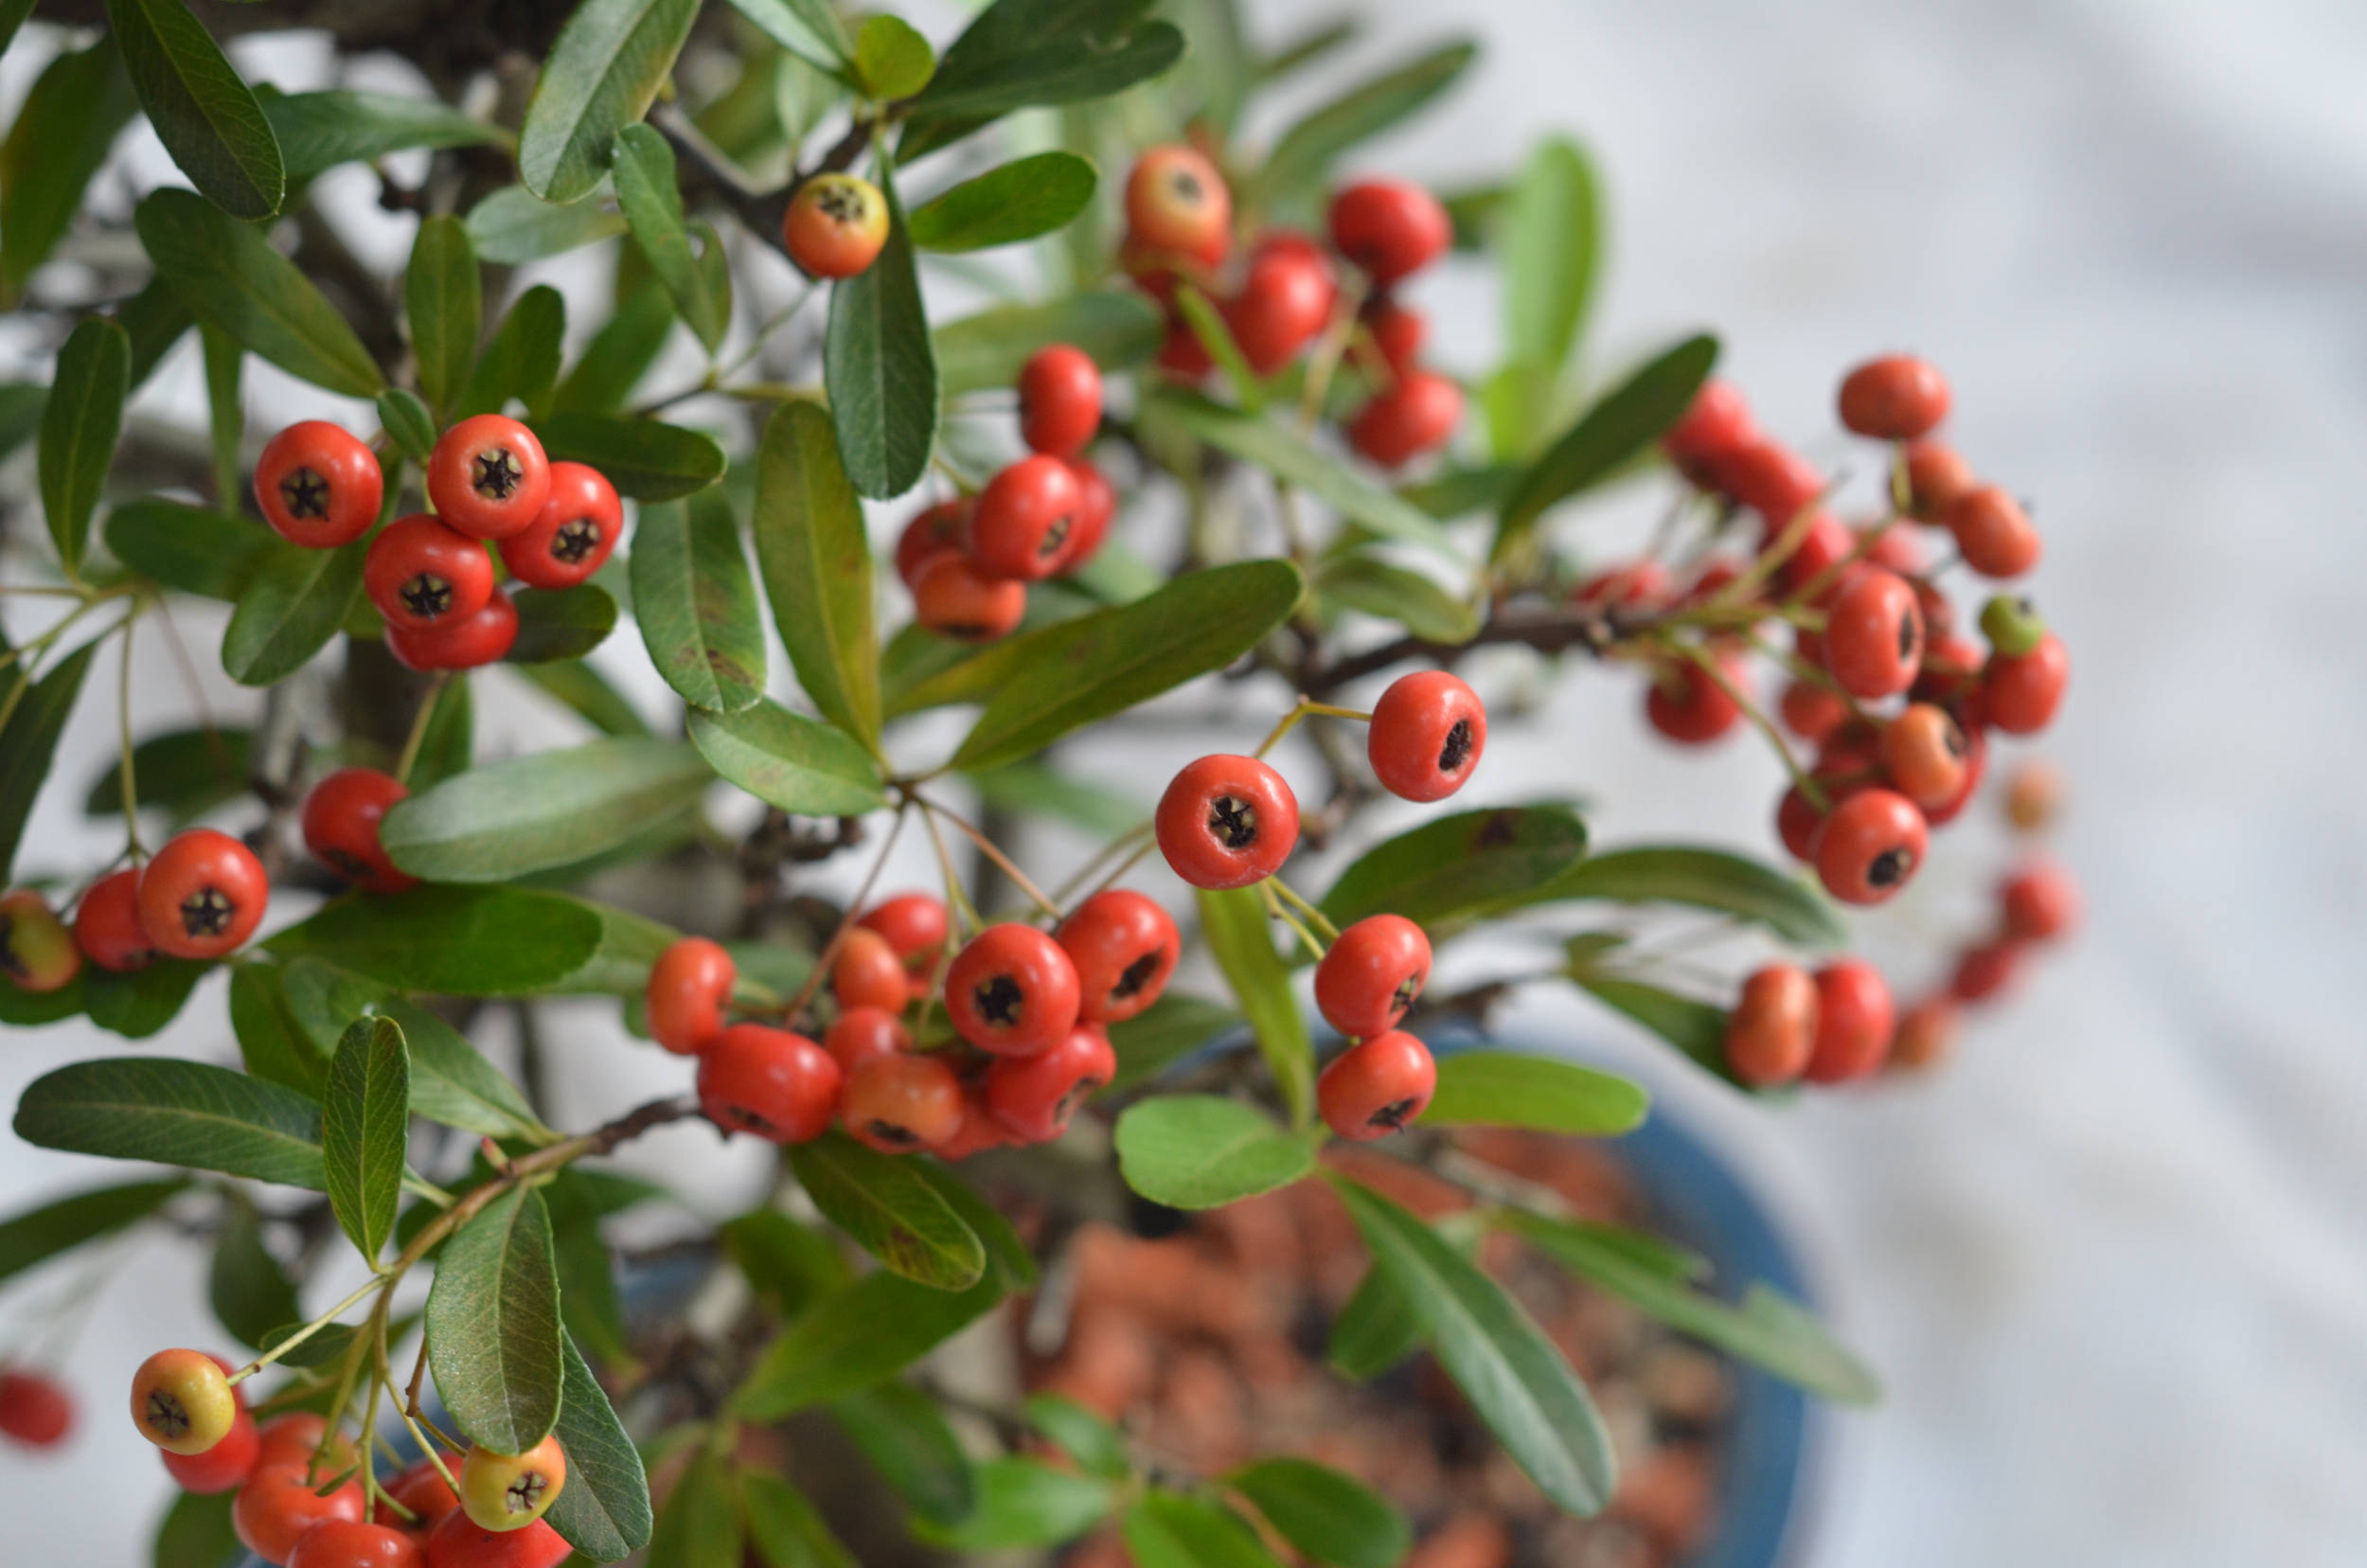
[832, 1384, 978, 1528]
[406, 216, 481, 419]
[104, 0, 285, 218]
[1196, 886, 1315, 1124]
[1314, 553, 1479, 644]
[460, 285, 566, 419]
[374, 997, 549, 1141]
[322, 1016, 410, 1261]
[741, 1470, 859, 1568]
[208, 1192, 300, 1349]
[0, 39, 138, 306]
[752, 401, 880, 743]
[1106, 992, 1243, 1093]
[220, 537, 367, 686]
[734, 1269, 1002, 1418]
[646, 1449, 742, 1568]
[266, 886, 606, 996]
[377, 387, 437, 463]
[721, 0, 850, 71]
[506, 584, 619, 664]
[688, 701, 886, 817]
[104, 499, 273, 601]
[1319, 804, 1590, 933]
[518, 0, 702, 205]
[934, 289, 1163, 397]
[900, 0, 1184, 158]
[825, 167, 937, 499]
[0, 640, 97, 881]
[1113, 1095, 1314, 1210]
[426, 1185, 563, 1454]
[788, 1131, 985, 1291]
[913, 1457, 1113, 1552]
[263, 90, 503, 183]
[611, 124, 728, 353]
[1024, 1393, 1130, 1482]
[1121, 1493, 1283, 1568]
[1571, 974, 1742, 1087]
[1256, 42, 1475, 201]
[84, 957, 210, 1041]
[544, 1332, 655, 1559]
[1420, 1050, 1646, 1136]
[1546, 845, 1846, 949]
[229, 963, 329, 1096]
[1502, 135, 1601, 393]
[1493, 333, 1718, 556]
[907, 151, 1095, 252]
[136, 188, 383, 397]
[152, 1488, 240, 1568]
[379, 738, 713, 882]
[534, 412, 725, 501]
[1326, 1261, 1423, 1381]
[0, 1178, 186, 1290]
[466, 186, 629, 267]
[548, 279, 675, 415]
[1225, 1460, 1409, 1568]
[631, 496, 767, 712]
[39, 317, 130, 575]
[12, 1057, 326, 1189]
[1153, 392, 1456, 556]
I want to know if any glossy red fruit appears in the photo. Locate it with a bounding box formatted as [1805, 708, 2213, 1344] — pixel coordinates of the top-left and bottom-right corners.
[428, 416, 548, 541]
[1860, 522, 1925, 576]
[912, 553, 1026, 642]
[1361, 297, 1425, 373]
[695, 1025, 841, 1143]
[366, 514, 495, 632]
[458, 1435, 565, 1532]
[1645, 652, 1747, 745]
[1316, 1030, 1436, 1140]
[1837, 355, 1950, 440]
[2001, 861, 2079, 941]
[1775, 784, 1827, 863]
[384, 588, 517, 671]
[1945, 486, 2040, 579]
[1057, 889, 1180, 1025]
[1716, 439, 1824, 523]
[1921, 720, 1987, 828]
[1724, 965, 1819, 1087]
[1054, 458, 1113, 575]
[0, 1367, 74, 1447]
[968, 455, 1081, 582]
[986, 1025, 1115, 1144]
[1126, 146, 1231, 264]
[1814, 789, 1928, 905]
[934, 1088, 1015, 1161]
[1889, 997, 1957, 1070]
[72, 867, 156, 972]
[1903, 440, 1975, 521]
[1878, 704, 1969, 809]
[861, 893, 950, 962]
[1368, 670, 1486, 802]
[1313, 914, 1431, 1040]
[1823, 567, 1925, 699]
[783, 173, 888, 277]
[302, 768, 417, 895]
[828, 928, 910, 1015]
[823, 1007, 910, 1075]
[842, 1051, 966, 1153]
[1326, 179, 1450, 285]
[256, 421, 383, 547]
[161, 1405, 259, 1491]
[1663, 380, 1757, 482]
[1805, 960, 1895, 1084]
[1155, 755, 1300, 890]
[1224, 237, 1335, 373]
[1346, 371, 1462, 469]
[1155, 317, 1215, 381]
[423, 1513, 571, 1568]
[254, 1413, 355, 1473]
[377, 1455, 460, 1530]
[895, 499, 972, 588]
[945, 923, 1082, 1058]
[647, 936, 735, 1056]
[496, 461, 620, 590]
[1572, 561, 1671, 613]
[1950, 939, 2023, 1003]
[137, 829, 268, 960]
[1913, 631, 1986, 708]
[1983, 633, 2068, 735]
[1771, 508, 1853, 597]
[288, 1521, 426, 1568]
[1779, 680, 1848, 745]
[236, 1464, 366, 1564]
[1018, 345, 1104, 457]
[1, 888, 79, 991]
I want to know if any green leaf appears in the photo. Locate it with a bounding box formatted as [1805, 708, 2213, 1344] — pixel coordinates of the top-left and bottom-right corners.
[934, 289, 1163, 397]
[688, 700, 886, 816]
[0, 641, 96, 880]
[262, 90, 503, 183]
[374, 997, 549, 1141]
[1121, 1493, 1283, 1568]
[832, 1383, 977, 1528]
[740, 1470, 858, 1568]
[39, 317, 130, 574]
[427, 1185, 563, 1454]
[228, 964, 329, 1096]
[855, 13, 935, 98]
[104, 500, 273, 601]
[1569, 974, 1740, 1086]
[1313, 554, 1478, 644]
[1420, 1050, 1646, 1136]
[1023, 1393, 1130, 1482]
[631, 495, 766, 712]
[908, 151, 1095, 252]
[734, 1267, 1004, 1417]
[950, 559, 1304, 773]
[965, 760, 1143, 836]
[405, 216, 480, 419]
[84, 957, 211, 1040]
[1257, 16, 1359, 82]
[12, 1056, 325, 1188]
[1153, 392, 1456, 556]
[825, 166, 937, 499]
[900, 0, 1184, 156]
[1319, 804, 1591, 933]
[0, 967, 83, 1027]
[1226, 1460, 1408, 1568]
[0, 39, 139, 306]
[1545, 845, 1846, 948]
[206, 331, 255, 507]
[376, 387, 437, 463]
[460, 285, 566, 419]
[519, 0, 702, 205]
[788, 1131, 985, 1291]
[1502, 136, 1600, 395]
[208, 1192, 300, 1349]
[1499, 1211, 1879, 1403]
[1106, 991, 1242, 1093]
[645, 1448, 742, 1568]
[466, 185, 629, 266]
[752, 400, 880, 743]
[722, 1206, 850, 1316]
[906, 1158, 1037, 1290]
[1398, 462, 1520, 521]
[136, 188, 383, 397]
[1335, 1178, 1615, 1516]
[519, 660, 650, 738]
[545, 1332, 655, 1559]
[220, 536, 367, 686]
[533, 411, 725, 501]
[914, 1457, 1113, 1551]
[507, 583, 619, 664]
[267, 885, 606, 996]
[1256, 42, 1475, 201]
[611, 124, 729, 353]
[152, 1485, 240, 1568]
[550, 279, 675, 415]
[322, 1016, 409, 1261]
[0, 382, 44, 463]
[380, 738, 711, 882]
[277, 957, 394, 1056]
[0, 1178, 185, 1289]
[1196, 885, 1315, 1124]
[1493, 334, 1717, 559]
[104, 0, 285, 219]
[721, 0, 851, 72]
[1113, 1095, 1315, 1210]
[543, 1175, 627, 1366]
[1326, 1261, 1423, 1381]
[118, 275, 195, 387]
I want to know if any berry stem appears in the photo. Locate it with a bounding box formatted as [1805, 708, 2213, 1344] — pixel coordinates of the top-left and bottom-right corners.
[786, 802, 915, 1023]
[1671, 640, 1827, 812]
[393, 671, 454, 786]
[1259, 879, 1325, 962]
[1255, 698, 1371, 758]
[1267, 874, 1340, 944]
[116, 602, 147, 860]
[917, 794, 1061, 921]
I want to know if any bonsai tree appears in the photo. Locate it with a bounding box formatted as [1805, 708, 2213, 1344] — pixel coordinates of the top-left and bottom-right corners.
[0, 0, 2076, 1562]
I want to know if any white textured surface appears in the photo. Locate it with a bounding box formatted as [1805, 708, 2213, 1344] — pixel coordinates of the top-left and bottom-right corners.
[7, 4, 2367, 1563]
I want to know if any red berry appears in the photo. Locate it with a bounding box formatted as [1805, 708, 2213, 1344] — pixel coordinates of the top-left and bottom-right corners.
[1859, 522, 1924, 576]
[1771, 508, 1852, 596]
[1890, 997, 1957, 1070]
[969, 454, 1081, 582]
[236, 1464, 366, 1564]
[1920, 720, 1988, 828]
[0, 1366, 74, 1447]
[2000, 860, 2078, 942]
[1368, 670, 1486, 802]
[496, 461, 620, 590]
[1983, 633, 2068, 735]
[137, 829, 268, 960]
[696, 1024, 841, 1143]
[1913, 631, 1987, 708]
[830, 928, 911, 1014]
[934, 1087, 1015, 1161]
[1813, 789, 1928, 905]
[1837, 355, 1950, 440]
[1057, 889, 1180, 1025]
[1805, 960, 1894, 1083]
[1155, 755, 1300, 890]
[1716, 439, 1824, 524]
[427, 415, 548, 541]
[1823, 567, 1925, 699]
[287, 1521, 426, 1568]
[1778, 680, 1848, 745]
[646, 935, 735, 1056]
[1724, 964, 1818, 1087]
[254, 1413, 354, 1472]
[1664, 380, 1757, 482]
[842, 1051, 966, 1153]
[945, 923, 1082, 1058]
[1950, 939, 2023, 1004]
[1572, 561, 1671, 613]
[1346, 370, 1462, 469]
[384, 588, 517, 671]
[1362, 297, 1425, 373]
[823, 1006, 910, 1075]
[164, 1406, 262, 1490]
[912, 553, 1026, 642]
[301, 768, 417, 895]
[985, 1025, 1116, 1144]
[1313, 914, 1431, 1039]
[1053, 458, 1113, 575]
[72, 867, 155, 973]
[1903, 440, 1975, 521]
[366, 514, 495, 633]
[131, 1348, 239, 1455]
[782, 173, 888, 278]
[377, 1454, 460, 1530]
[1645, 651, 1747, 745]
[1316, 1030, 1436, 1140]
[1126, 146, 1231, 265]
[859, 893, 950, 964]
[1775, 784, 1826, 863]
[2, 887, 79, 991]
[1944, 486, 2040, 579]
[1018, 345, 1104, 457]
[1223, 236, 1335, 373]
[1878, 704, 1970, 810]
[895, 499, 972, 589]
[1155, 317, 1215, 381]
[1326, 179, 1450, 285]
[256, 421, 382, 547]
[423, 1512, 571, 1568]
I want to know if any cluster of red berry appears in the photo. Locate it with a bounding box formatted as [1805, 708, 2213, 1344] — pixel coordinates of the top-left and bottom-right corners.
[114, 1348, 569, 1566]
[1120, 144, 1463, 469]
[895, 343, 1112, 642]
[1, 825, 271, 998]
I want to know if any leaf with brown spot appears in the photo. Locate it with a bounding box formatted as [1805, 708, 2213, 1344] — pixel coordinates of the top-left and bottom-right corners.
[787, 1131, 984, 1291]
